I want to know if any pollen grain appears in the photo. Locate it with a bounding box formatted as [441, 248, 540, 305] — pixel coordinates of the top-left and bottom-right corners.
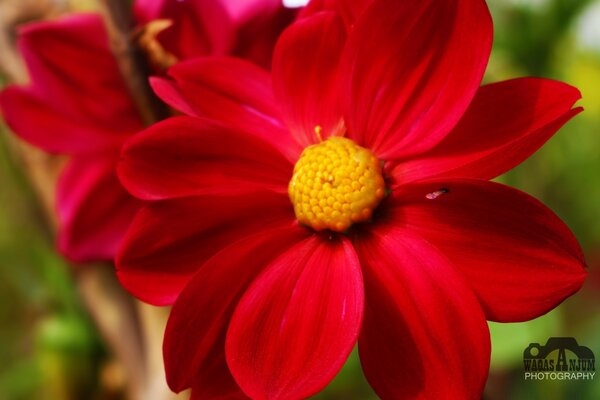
[288, 136, 385, 232]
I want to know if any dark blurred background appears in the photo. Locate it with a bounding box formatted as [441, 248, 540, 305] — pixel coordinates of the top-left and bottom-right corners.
[1, 0, 599, 399]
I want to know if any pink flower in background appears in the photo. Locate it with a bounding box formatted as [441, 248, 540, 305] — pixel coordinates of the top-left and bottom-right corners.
[0, 0, 295, 263]
[135, 0, 295, 69]
[117, 0, 587, 398]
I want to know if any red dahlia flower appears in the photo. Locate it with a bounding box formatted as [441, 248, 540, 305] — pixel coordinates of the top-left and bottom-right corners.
[0, 0, 294, 262]
[117, 0, 587, 398]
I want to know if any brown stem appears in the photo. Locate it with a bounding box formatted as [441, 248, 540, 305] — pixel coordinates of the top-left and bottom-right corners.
[101, 0, 187, 400]
[97, 2, 184, 399]
[98, 0, 168, 125]
[75, 264, 147, 400]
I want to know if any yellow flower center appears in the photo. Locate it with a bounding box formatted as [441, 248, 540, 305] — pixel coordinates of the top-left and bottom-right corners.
[288, 136, 386, 232]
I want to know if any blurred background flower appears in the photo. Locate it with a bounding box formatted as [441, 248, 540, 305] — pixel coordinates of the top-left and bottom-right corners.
[0, 0, 599, 399]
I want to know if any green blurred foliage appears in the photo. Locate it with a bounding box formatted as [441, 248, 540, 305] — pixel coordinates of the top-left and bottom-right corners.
[0, 117, 104, 398]
[1, 0, 599, 399]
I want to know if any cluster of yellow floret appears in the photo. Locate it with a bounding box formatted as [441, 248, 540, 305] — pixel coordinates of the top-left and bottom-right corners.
[288, 136, 386, 232]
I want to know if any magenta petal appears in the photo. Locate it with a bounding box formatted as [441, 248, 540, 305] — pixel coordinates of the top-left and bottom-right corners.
[300, 0, 373, 27]
[133, 0, 166, 21]
[391, 78, 583, 184]
[272, 12, 346, 147]
[217, 0, 283, 25]
[15, 14, 142, 134]
[353, 228, 490, 399]
[0, 86, 126, 154]
[136, 0, 295, 68]
[116, 191, 295, 306]
[389, 179, 587, 322]
[144, 0, 291, 67]
[226, 0, 297, 69]
[343, 0, 492, 159]
[136, 0, 235, 59]
[0, 13, 140, 154]
[118, 116, 293, 200]
[226, 235, 364, 399]
[164, 225, 309, 394]
[57, 157, 140, 263]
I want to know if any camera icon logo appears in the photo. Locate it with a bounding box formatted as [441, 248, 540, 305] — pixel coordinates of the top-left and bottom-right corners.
[523, 337, 595, 379]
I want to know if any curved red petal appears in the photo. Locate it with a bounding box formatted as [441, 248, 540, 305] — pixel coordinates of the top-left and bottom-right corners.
[57, 157, 140, 263]
[299, 0, 372, 28]
[228, 0, 297, 69]
[343, 0, 492, 159]
[218, 0, 286, 26]
[272, 12, 346, 147]
[388, 179, 587, 322]
[190, 382, 249, 400]
[353, 228, 490, 399]
[136, 0, 235, 59]
[134, 0, 166, 21]
[149, 77, 198, 117]
[0, 87, 126, 154]
[152, 57, 301, 162]
[116, 191, 295, 305]
[15, 14, 142, 134]
[136, 0, 293, 68]
[165, 57, 278, 118]
[164, 225, 309, 393]
[391, 78, 583, 185]
[118, 116, 292, 200]
[226, 235, 363, 400]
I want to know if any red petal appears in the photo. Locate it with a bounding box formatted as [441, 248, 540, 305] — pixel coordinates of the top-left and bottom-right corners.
[190, 382, 248, 400]
[167, 57, 278, 119]
[299, 0, 372, 28]
[218, 0, 285, 25]
[118, 116, 292, 200]
[353, 228, 490, 399]
[136, 0, 294, 68]
[164, 225, 309, 393]
[116, 191, 295, 305]
[388, 179, 587, 322]
[57, 157, 140, 263]
[391, 78, 583, 185]
[0, 87, 126, 154]
[136, 0, 235, 59]
[229, 1, 297, 69]
[15, 14, 142, 135]
[151, 57, 301, 162]
[226, 235, 363, 399]
[133, 0, 165, 21]
[343, 0, 492, 159]
[148, 77, 198, 117]
[272, 12, 346, 147]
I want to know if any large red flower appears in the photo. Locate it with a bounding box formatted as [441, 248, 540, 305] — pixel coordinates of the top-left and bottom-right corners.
[117, 0, 587, 398]
[0, 0, 294, 263]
